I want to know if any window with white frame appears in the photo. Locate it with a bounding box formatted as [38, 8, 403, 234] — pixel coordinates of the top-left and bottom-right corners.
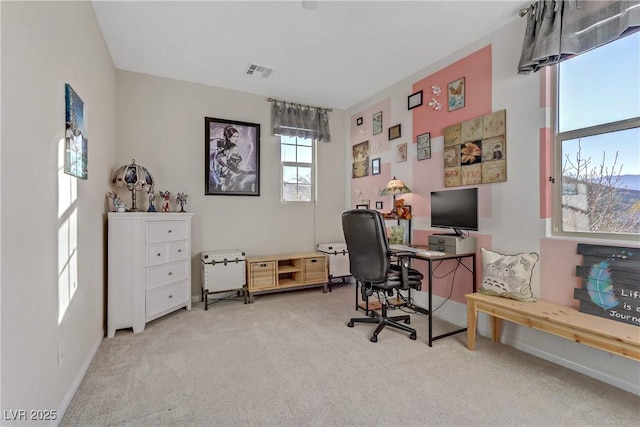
[281, 135, 314, 202]
[554, 32, 640, 238]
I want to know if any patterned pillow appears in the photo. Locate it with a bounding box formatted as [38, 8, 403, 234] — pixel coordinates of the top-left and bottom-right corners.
[479, 248, 539, 301]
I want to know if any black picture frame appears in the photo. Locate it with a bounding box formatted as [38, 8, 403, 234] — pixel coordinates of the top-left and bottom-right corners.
[388, 124, 401, 140]
[205, 117, 260, 196]
[375, 201, 383, 210]
[356, 204, 369, 210]
[371, 157, 381, 175]
[356, 117, 363, 126]
[417, 132, 431, 160]
[408, 90, 423, 110]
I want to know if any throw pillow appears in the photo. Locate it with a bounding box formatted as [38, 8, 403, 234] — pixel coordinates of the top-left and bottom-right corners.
[479, 248, 539, 301]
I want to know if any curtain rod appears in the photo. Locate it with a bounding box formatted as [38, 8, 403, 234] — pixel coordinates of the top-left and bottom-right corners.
[267, 97, 333, 112]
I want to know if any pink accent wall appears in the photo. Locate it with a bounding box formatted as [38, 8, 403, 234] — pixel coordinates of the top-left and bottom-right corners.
[540, 238, 582, 307]
[351, 99, 392, 209]
[539, 127, 552, 218]
[412, 45, 493, 141]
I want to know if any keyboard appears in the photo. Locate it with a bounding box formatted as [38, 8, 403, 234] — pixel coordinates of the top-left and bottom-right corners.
[389, 244, 418, 253]
[416, 250, 446, 257]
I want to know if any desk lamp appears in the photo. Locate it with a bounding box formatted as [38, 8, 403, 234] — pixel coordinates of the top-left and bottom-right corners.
[111, 159, 155, 212]
[380, 177, 412, 218]
[381, 177, 411, 204]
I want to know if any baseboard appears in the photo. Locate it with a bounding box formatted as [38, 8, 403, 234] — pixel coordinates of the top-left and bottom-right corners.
[55, 333, 103, 426]
[503, 334, 640, 396]
[411, 295, 640, 396]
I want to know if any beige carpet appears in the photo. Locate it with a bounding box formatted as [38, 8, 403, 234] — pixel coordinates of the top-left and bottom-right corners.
[61, 284, 639, 426]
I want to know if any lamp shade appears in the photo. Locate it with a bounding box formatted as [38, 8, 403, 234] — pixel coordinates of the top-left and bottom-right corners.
[112, 159, 154, 190]
[111, 159, 154, 211]
[380, 177, 411, 196]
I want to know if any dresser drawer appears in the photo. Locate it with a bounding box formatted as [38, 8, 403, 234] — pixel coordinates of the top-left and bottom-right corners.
[146, 280, 189, 318]
[146, 240, 188, 267]
[147, 260, 189, 290]
[146, 220, 188, 243]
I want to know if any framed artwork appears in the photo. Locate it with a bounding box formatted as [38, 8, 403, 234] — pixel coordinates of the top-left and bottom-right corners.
[356, 204, 369, 210]
[356, 117, 363, 126]
[396, 143, 407, 162]
[373, 111, 383, 135]
[388, 124, 401, 140]
[408, 90, 423, 110]
[443, 109, 507, 187]
[448, 77, 465, 111]
[371, 157, 381, 175]
[64, 83, 88, 179]
[205, 117, 260, 196]
[375, 201, 383, 210]
[417, 132, 431, 160]
[352, 140, 370, 178]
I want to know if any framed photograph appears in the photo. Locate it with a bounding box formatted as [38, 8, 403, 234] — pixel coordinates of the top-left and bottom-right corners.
[417, 132, 431, 160]
[375, 201, 383, 210]
[371, 157, 381, 175]
[448, 77, 465, 111]
[408, 90, 423, 110]
[356, 204, 369, 210]
[388, 124, 401, 140]
[396, 142, 407, 162]
[356, 117, 363, 126]
[64, 84, 88, 179]
[205, 117, 260, 196]
[373, 111, 383, 135]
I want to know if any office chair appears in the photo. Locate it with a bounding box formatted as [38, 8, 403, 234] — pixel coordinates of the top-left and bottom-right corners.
[342, 209, 423, 342]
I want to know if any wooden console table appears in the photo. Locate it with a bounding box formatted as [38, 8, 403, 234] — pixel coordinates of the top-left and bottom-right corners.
[245, 252, 328, 302]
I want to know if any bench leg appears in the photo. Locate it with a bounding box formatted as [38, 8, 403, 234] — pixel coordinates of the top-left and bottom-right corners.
[491, 316, 502, 343]
[466, 298, 477, 351]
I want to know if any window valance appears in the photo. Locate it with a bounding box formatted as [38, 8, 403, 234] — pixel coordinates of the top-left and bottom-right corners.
[518, 0, 640, 74]
[271, 99, 331, 142]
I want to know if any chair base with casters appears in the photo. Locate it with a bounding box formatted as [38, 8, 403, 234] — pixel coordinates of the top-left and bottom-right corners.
[348, 289, 416, 342]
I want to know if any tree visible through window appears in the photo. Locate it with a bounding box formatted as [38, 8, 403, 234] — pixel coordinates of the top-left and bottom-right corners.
[281, 136, 314, 202]
[555, 32, 640, 237]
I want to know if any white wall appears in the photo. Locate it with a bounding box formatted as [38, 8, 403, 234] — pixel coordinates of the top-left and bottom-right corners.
[1, 1, 116, 422]
[345, 18, 639, 395]
[114, 70, 347, 298]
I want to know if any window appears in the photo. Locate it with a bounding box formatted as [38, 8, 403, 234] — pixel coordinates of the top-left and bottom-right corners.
[281, 136, 314, 202]
[554, 32, 640, 238]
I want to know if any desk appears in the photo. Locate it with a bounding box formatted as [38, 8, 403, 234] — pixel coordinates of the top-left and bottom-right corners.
[365, 247, 475, 346]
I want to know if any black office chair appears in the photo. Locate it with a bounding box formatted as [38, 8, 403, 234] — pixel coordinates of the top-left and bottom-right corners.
[342, 209, 423, 342]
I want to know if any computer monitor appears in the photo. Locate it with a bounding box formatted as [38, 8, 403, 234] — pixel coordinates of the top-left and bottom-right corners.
[430, 188, 478, 236]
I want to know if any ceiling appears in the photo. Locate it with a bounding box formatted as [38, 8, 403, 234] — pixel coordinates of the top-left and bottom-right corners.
[91, 1, 529, 110]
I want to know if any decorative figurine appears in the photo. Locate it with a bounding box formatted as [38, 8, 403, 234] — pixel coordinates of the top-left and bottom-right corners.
[176, 192, 188, 212]
[106, 191, 126, 212]
[147, 188, 157, 212]
[159, 191, 171, 212]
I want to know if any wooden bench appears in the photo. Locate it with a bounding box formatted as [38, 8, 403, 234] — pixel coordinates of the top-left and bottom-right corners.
[465, 292, 640, 362]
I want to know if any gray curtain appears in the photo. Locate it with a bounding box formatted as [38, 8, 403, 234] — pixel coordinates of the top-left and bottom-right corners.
[518, 0, 640, 74]
[272, 101, 331, 142]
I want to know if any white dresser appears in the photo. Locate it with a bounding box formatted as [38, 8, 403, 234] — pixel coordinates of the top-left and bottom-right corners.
[107, 212, 193, 337]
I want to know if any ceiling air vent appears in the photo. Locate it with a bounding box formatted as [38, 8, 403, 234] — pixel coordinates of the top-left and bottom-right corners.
[246, 64, 274, 78]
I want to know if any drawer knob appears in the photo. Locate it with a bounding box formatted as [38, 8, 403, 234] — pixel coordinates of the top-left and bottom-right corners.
[168, 272, 173, 276]
[177, 249, 182, 253]
[168, 230, 172, 233]
[169, 294, 173, 299]
[157, 253, 161, 257]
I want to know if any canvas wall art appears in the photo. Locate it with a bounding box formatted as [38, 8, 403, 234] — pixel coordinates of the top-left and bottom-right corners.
[443, 109, 507, 187]
[64, 84, 88, 179]
[352, 140, 370, 178]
